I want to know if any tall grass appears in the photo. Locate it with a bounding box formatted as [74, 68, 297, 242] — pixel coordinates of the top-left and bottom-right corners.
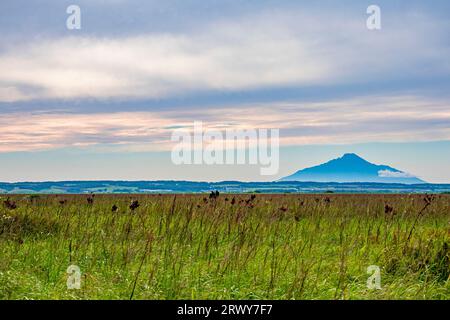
[0, 194, 449, 299]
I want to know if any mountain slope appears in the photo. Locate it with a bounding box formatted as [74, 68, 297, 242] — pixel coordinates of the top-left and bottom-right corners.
[280, 153, 425, 184]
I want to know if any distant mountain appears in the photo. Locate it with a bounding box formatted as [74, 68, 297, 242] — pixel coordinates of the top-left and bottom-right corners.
[280, 153, 426, 184]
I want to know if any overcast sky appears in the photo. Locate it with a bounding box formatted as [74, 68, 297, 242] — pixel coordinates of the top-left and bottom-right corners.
[0, 0, 449, 182]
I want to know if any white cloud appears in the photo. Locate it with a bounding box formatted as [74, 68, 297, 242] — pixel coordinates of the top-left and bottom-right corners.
[0, 86, 30, 102]
[378, 169, 415, 178]
[0, 9, 448, 102]
[0, 30, 329, 102]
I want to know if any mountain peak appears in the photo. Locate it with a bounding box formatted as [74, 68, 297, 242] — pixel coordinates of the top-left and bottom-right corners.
[341, 153, 362, 159]
[338, 153, 368, 163]
[281, 153, 425, 184]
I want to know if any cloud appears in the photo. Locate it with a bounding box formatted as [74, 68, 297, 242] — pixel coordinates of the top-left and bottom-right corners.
[378, 169, 415, 178]
[0, 29, 329, 102]
[0, 9, 448, 102]
[0, 111, 174, 152]
[0, 95, 448, 152]
[0, 86, 30, 102]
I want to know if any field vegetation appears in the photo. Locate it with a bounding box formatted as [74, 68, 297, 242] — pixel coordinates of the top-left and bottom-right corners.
[0, 193, 449, 299]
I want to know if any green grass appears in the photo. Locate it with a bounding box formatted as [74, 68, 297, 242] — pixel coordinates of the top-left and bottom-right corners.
[0, 194, 449, 300]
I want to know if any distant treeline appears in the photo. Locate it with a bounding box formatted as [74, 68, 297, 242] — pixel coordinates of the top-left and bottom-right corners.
[1, 180, 450, 194]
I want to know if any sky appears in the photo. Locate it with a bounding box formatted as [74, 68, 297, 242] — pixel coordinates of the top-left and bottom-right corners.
[0, 0, 449, 183]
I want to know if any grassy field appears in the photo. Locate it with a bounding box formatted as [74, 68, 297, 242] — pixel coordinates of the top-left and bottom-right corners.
[0, 193, 449, 300]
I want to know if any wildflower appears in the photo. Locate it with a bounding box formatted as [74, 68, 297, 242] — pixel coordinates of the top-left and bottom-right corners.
[129, 200, 140, 211]
[1, 214, 15, 222]
[245, 195, 256, 205]
[384, 204, 394, 214]
[87, 196, 94, 205]
[3, 198, 17, 210]
[424, 194, 435, 205]
[209, 190, 220, 199]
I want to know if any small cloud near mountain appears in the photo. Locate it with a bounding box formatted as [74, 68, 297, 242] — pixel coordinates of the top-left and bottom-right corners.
[377, 169, 414, 178]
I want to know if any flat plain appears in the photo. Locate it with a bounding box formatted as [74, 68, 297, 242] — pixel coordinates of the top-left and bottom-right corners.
[0, 193, 449, 299]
